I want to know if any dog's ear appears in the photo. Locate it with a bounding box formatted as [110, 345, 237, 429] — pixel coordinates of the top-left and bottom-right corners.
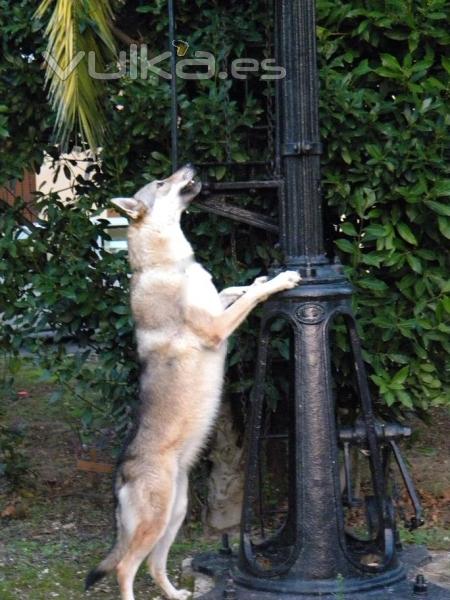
[110, 197, 146, 220]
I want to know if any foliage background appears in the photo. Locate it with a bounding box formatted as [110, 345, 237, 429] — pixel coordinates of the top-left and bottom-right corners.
[1, 0, 449, 478]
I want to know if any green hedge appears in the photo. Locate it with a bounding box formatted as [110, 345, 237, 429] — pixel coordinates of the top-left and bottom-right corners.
[318, 0, 450, 409]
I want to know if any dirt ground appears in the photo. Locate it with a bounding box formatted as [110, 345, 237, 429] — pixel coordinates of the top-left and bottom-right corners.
[1, 365, 449, 599]
[406, 409, 450, 534]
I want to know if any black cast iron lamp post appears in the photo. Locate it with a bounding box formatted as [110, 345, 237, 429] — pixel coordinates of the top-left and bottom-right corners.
[233, 0, 407, 594]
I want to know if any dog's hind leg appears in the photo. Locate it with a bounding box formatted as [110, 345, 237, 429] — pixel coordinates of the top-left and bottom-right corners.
[116, 545, 147, 600]
[115, 475, 175, 600]
[147, 470, 191, 600]
[116, 516, 169, 600]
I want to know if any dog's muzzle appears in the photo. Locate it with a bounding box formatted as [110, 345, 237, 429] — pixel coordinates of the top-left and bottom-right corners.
[180, 176, 202, 198]
[180, 178, 197, 192]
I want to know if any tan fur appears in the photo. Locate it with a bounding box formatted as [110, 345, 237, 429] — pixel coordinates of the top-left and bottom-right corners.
[87, 165, 301, 600]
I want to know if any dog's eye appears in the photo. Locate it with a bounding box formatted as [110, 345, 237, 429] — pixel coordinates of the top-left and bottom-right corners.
[156, 181, 164, 188]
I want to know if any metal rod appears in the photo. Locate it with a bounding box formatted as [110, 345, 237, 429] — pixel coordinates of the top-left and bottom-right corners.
[343, 441, 354, 505]
[390, 440, 424, 530]
[346, 316, 396, 568]
[196, 161, 270, 167]
[274, 0, 282, 178]
[168, 0, 178, 170]
[258, 434, 266, 540]
[201, 180, 280, 191]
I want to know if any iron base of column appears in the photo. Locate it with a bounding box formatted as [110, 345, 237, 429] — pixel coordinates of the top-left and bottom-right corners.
[192, 545, 449, 599]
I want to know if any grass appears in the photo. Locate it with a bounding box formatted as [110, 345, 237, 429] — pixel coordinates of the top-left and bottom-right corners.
[0, 527, 216, 600]
[0, 542, 94, 600]
[399, 525, 450, 551]
[0, 490, 217, 599]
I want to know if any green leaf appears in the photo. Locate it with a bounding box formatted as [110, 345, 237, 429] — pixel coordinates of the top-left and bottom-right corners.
[437, 216, 450, 239]
[340, 222, 358, 236]
[434, 180, 450, 197]
[406, 254, 422, 274]
[376, 67, 403, 79]
[397, 390, 413, 409]
[342, 147, 352, 164]
[424, 200, 450, 217]
[115, 315, 130, 329]
[380, 53, 403, 73]
[442, 56, 450, 74]
[215, 165, 227, 180]
[442, 297, 450, 314]
[384, 392, 396, 407]
[420, 363, 436, 373]
[397, 223, 418, 245]
[362, 253, 383, 267]
[231, 151, 248, 163]
[335, 239, 355, 254]
[358, 278, 389, 292]
[392, 366, 409, 385]
[364, 224, 388, 238]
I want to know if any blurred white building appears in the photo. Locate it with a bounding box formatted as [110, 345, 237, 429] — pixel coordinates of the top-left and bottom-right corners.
[0, 150, 128, 253]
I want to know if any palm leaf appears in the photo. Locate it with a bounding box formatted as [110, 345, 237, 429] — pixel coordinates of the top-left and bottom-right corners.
[35, 0, 117, 153]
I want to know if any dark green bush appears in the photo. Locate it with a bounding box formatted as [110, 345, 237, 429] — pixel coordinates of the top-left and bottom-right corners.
[0, 0, 53, 186]
[318, 0, 450, 409]
[1, 197, 137, 442]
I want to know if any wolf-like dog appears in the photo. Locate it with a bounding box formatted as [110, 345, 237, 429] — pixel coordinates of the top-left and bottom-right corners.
[85, 165, 301, 600]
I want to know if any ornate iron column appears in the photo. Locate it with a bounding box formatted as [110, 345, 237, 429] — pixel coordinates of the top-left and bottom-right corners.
[187, 1, 448, 598]
[229, 3, 405, 595]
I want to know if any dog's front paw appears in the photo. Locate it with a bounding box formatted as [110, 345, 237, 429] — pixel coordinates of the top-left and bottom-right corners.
[272, 270, 301, 290]
[168, 589, 191, 600]
[252, 275, 269, 286]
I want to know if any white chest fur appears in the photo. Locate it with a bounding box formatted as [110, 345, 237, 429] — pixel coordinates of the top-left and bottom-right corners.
[183, 262, 223, 315]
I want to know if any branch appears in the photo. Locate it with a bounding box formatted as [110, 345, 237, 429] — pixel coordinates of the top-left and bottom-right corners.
[109, 22, 144, 47]
[0, 197, 37, 229]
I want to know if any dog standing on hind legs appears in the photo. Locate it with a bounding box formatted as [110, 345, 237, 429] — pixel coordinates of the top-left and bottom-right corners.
[85, 164, 301, 600]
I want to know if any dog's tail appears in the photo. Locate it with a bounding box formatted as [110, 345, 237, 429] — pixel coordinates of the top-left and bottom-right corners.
[85, 541, 123, 591]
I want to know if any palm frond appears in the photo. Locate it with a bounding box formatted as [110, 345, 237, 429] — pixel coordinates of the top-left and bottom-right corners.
[35, 0, 117, 153]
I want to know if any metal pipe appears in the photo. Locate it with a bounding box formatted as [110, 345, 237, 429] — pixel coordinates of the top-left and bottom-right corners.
[168, 0, 178, 170]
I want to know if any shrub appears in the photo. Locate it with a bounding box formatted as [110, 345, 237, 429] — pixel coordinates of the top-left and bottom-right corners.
[318, 0, 450, 410]
[0, 0, 53, 186]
